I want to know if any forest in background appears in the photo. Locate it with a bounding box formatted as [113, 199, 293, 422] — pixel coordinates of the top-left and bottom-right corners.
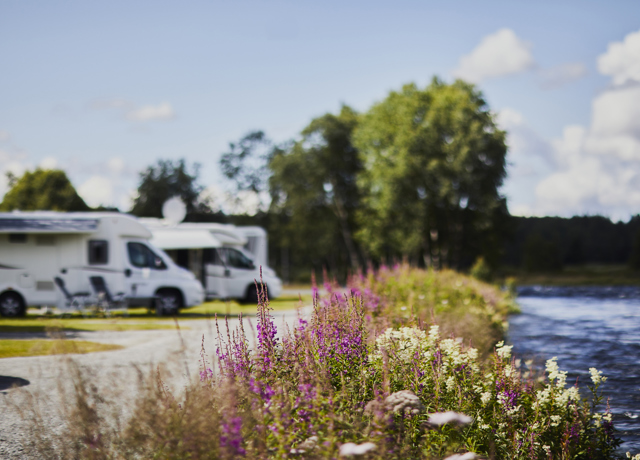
[2, 78, 640, 283]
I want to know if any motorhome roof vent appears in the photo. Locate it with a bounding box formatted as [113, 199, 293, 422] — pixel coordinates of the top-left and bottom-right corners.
[162, 197, 186, 225]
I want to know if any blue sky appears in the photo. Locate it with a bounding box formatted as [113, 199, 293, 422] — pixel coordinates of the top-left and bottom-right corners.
[2, 0, 640, 219]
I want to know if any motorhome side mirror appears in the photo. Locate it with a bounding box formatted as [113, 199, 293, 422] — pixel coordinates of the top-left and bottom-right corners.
[224, 269, 231, 277]
[124, 269, 132, 277]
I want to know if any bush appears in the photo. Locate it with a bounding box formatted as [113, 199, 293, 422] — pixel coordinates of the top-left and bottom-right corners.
[21, 267, 620, 459]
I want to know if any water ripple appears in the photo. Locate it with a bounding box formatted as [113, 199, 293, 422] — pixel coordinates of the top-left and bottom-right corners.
[509, 288, 640, 452]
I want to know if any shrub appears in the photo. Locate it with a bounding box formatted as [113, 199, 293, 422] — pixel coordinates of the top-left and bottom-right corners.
[20, 266, 620, 459]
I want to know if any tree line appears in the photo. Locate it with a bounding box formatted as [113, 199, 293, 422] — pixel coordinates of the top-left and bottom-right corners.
[221, 79, 509, 281]
[5, 78, 638, 280]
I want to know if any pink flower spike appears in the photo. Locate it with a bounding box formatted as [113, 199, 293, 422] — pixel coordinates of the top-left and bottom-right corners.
[339, 442, 376, 456]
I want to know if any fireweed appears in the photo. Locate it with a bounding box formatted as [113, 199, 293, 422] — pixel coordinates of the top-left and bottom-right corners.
[19, 267, 621, 459]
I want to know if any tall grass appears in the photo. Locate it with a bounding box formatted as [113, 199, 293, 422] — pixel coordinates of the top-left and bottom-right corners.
[18, 266, 620, 459]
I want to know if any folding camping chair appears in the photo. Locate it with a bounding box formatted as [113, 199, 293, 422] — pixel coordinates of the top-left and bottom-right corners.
[89, 276, 128, 316]
[53, 277, 92, 315]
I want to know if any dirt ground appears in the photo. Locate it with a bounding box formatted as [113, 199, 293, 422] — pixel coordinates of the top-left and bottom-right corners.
[0, 308, 309, 459]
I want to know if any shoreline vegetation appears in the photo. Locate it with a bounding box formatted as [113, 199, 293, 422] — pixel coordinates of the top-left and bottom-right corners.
[501, 265, 640, 287]
[16, 265, 623, 459]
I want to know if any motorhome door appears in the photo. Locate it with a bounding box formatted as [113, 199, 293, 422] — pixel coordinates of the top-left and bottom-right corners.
[124, 241, 168, 306]
[218, 247, 256, 299]
[203, 248, 227, 299]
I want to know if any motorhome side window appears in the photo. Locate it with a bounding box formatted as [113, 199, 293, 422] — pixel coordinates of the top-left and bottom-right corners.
[8, 233, 27, 243]
[203, 248, 225, 266]
[88, 240, 109, 265]
[127, 242, 167, 270]
[225, 248, 254, 270]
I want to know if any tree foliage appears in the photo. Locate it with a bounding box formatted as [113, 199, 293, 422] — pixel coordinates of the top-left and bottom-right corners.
[268, 105, 362, 271]
[353, 79, 508, 268]
[130, 159, 213, 219]
[0, 169, 90, 212]
[220, 131, 272, 195]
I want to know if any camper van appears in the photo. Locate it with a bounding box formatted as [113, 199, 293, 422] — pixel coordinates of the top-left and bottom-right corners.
[140, 220, 282, 303]
[0, 212, 204, 317]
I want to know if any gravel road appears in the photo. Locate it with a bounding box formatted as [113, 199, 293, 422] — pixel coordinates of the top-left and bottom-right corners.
[0, 307, 309, 459]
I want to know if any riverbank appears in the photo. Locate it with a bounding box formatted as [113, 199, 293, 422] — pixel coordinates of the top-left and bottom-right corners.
[503, 264, 640, 286]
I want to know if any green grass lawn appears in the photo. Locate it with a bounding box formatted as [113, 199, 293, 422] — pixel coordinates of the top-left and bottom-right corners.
[0, 294, 312, 333]
[0, 339, 123, 358]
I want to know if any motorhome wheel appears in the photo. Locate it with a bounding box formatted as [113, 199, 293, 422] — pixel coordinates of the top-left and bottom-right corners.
[0, 292, 26, 317]
[245, 285, 260, 305]
[155, 289, 181, 316]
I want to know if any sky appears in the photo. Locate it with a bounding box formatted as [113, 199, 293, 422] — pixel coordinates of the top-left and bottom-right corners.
[1, 0, 640, 220]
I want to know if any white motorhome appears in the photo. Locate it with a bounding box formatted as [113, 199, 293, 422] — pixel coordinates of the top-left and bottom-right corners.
[140, 219, 282, 303]
[0, 212, 204, 317]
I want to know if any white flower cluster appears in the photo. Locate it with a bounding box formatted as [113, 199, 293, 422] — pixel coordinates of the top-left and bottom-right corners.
[589, 367, 607, 386]
[440, 337, 479, 372]
[534, 357, 580, 409]
[626, 453, 640, 460]
[339, 442, 376, 456]
[385, 390, 425, 415]
[495, 341, 513, 360]
[444, 453, 478, 460]
[427, 411, 473, 426]
[592, 412, 613, 427]
[374, 327, 427, 362]
[290, 436, 318, 454]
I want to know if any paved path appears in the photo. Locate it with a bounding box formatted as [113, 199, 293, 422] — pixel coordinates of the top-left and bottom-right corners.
[0, 308, 309, 459]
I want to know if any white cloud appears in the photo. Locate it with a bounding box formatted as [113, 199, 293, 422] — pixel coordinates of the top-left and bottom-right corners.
[107, 157, 125, 174]
[453, 28, 534, 83]
[39, 157, 58, 169]
[125, 102, 175, 121]
[501, 28, 640, 220]
[497, 107, 555, 165]
[78, 175, 114, 208]
[598, 29, 640, 86]
[537, 62, 587, 89]
[89, 99, 176, 123]
[89, 98, 132, 110]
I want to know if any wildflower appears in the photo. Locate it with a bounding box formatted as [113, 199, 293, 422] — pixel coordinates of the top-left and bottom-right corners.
[427, 324, 440, 345]
[385, 390, 425, 415]
[495, 341, 513, 359]
[339, 442, 376, 456]
[480, 392, 492, 405]
[550, 415, 562, 427]
[626, 453, 640, 460]
[444, 453, 478, 460]
[290, 436, 318, 454]
[363, 399, 385, 416]
[446, 376, 456, 392]
[589, 367, 607, 385]
[374, 327, 426, 362]
[427, 411, 473, 426]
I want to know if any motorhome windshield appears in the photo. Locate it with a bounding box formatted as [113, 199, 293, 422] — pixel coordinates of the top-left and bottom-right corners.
[127, 242, 167, 270]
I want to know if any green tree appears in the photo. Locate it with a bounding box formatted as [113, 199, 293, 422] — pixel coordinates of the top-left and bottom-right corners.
[269, 105, 362, 270]
[629, 229, 640, 270]
[130, 159, 213, 219]
[219, 130, 273, 214]
[353, 79, 508, 268]
[523, 234, 563, 272]
[0, 169, 90, 211]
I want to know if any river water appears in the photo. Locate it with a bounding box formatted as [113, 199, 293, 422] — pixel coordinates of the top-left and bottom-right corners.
[509, 286, 640, 453]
